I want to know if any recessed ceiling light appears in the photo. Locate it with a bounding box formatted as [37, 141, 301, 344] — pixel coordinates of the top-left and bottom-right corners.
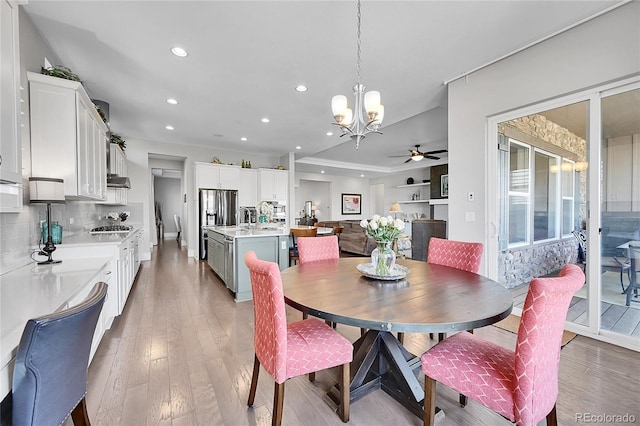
[326, 131, 333, 136]
[321, 170, 325, 174]
[261, 117, 270, 123]
[295, 85, 308, 92]
[166, 98, 178, 105]
[296, 146, 302, 150]
[241, 137, 247, 141]
[165, 125, 174, 130]
[360, 174, 365, 178]
[171, 47, 188, 57]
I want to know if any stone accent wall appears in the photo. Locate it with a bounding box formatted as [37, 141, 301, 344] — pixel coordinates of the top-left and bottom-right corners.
[498, 114, 586, 288]
[498, 114, 586, 157]
[498, 238, 579, 288]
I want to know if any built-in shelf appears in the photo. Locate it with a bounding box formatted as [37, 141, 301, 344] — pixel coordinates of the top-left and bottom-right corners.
[397, 200, 429, 204]
[428, 199, 449, 205]
[397, 182, 430, 188]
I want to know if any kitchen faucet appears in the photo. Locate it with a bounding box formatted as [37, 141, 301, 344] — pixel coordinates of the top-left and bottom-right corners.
[237, 207, 254, 227]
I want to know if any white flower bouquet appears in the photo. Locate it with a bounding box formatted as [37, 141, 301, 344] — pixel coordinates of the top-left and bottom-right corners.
[360, 215, 405, 276]
[360, 215, 405, 243]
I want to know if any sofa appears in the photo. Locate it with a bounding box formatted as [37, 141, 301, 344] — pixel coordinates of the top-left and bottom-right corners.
[316, 220, 377, 256]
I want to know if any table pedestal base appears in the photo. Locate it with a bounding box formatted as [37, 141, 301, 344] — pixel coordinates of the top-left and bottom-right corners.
[329, 330, 441, 420]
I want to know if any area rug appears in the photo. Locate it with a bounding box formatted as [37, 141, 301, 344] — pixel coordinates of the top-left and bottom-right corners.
[493, 315, 577, 347]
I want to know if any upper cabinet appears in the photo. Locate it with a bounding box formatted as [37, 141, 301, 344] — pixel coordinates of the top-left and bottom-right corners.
[238, 168, 257, 207]
[0, 0, 23, 212]
[28, 72, 107, 200]
[195, 162, 240, 190]
[258, 168, 288, 201]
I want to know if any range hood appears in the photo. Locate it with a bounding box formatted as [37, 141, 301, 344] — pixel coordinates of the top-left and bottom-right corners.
[107, 174, 131, 189]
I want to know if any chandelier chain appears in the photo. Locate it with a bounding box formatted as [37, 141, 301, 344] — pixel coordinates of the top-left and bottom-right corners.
[356, 0, 362, 85]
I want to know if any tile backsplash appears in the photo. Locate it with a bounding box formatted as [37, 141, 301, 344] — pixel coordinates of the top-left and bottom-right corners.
[0, 201, 142, 275]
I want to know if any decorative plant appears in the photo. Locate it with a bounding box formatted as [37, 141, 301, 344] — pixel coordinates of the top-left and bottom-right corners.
[41, 66, 81, 82]
[110, 133, 126, 151]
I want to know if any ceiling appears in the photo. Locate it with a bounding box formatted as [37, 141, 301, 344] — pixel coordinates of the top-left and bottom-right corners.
[22, 1, 622, 177]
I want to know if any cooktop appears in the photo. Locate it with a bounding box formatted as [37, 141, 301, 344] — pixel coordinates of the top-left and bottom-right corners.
[90, 225, 133, 234]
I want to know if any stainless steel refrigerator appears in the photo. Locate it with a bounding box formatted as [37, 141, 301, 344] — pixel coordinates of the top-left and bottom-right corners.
[199, 189, 238, 259]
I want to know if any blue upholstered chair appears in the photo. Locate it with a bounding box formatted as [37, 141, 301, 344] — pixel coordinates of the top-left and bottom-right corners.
[12, 282, 107, 426]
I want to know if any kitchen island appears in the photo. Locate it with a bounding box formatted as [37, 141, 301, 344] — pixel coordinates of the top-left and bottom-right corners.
[206, 225, 333, 302]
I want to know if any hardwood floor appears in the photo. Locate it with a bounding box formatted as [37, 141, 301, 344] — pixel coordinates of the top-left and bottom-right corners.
[510, 278, 640, 337]
[85, 241, 640, 425]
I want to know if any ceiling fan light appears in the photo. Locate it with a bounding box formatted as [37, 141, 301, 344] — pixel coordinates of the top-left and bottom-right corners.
[411, 154, 424, 162]
[364, 91, 380, 112]
[331, 95, 348, 117]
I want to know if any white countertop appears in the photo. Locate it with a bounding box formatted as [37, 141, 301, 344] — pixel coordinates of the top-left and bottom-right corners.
[206, 225, 334, 238]
[1, 257, 111, 396]
[44, 225, 141, 247]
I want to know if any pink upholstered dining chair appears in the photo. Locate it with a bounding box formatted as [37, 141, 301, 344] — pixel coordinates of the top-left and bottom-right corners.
[424, 237, 484, 342]
[244, 251, 352, 426]
[427, 237, 484, 273]
[297, 235, 340, 264]
[297, 235, 340, 322]
[420, 264, 585, 426]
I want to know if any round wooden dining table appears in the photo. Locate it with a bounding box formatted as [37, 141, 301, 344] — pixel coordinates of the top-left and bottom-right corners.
[280, 257, 513, 419]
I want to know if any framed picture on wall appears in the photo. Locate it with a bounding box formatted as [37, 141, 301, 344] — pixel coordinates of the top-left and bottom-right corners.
[441, 174, 449, 197]
[341, 193, 361, 215]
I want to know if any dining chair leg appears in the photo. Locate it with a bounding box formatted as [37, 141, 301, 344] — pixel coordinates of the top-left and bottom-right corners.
[70, 397, 90, 426]
[438, 333, 445, 342]
[423, 376, 436, 426]
[308, 372, 315, 382]
[459, 394, 468, 407]
[302, 312, 308, 319]
[248, 354, 260, 406]
[272, 381, 285, 426]
[340, 362, 350, 423]
[546, 404, 558, 426]
[397, 332, 404, 344]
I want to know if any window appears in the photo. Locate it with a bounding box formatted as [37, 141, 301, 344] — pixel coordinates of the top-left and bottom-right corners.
[507, 138, 574, 247]
[508, 141, 530, 245]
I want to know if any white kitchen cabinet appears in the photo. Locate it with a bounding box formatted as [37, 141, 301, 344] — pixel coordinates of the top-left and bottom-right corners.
[62, 261, 113, 363]
[98, 144, 128, 205]
[0, 0, 22, 187]
[195, 162, 240, 190]
[52, 229, 141, 317]
[238, 168, 258, 206]
[28, 72, 108, 200]
[258, 168, 288, 201]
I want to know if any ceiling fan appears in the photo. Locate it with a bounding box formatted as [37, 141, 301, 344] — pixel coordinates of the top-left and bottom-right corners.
[390, 145, 448, 163]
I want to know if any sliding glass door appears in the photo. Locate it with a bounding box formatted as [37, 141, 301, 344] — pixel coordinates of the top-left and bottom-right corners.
[492, 78, 640, 348]
[598, 86, 640, 336]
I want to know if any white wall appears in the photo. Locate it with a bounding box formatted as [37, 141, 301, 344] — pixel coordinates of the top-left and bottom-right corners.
[294, 172, 371, 221]
[370, 169, 431, 220]
[447, 2, 640, 276]
[154, 177, 181, 234]
[296, 180, 330, 220]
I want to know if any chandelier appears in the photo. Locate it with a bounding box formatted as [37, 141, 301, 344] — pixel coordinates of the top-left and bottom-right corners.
[331, 0, 384, 150]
